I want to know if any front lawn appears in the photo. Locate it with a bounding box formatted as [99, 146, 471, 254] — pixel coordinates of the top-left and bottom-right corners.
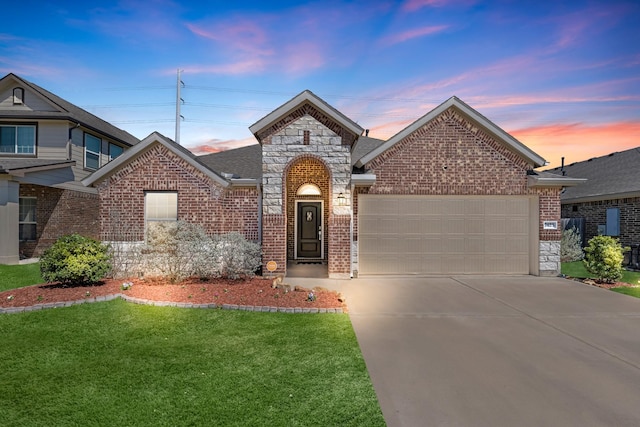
[0, 263, 43, 292]
[0, 300, 385, 426]
[561, 261, 640, 285]
[611, 287, 640, 298]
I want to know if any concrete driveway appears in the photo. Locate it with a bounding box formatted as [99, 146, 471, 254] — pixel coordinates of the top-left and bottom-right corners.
[343, 275, 640, 427]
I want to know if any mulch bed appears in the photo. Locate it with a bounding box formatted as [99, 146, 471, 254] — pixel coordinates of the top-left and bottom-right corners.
[565, 276, 639, 290]
[0, 276, 346, 311]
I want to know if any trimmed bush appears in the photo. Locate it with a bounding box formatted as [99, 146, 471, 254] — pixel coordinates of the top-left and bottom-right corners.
[142, 221, 262, 282]
[583, 235, 628, 283]
[561, 226, 584, 262]
[40, 234, 111, 285]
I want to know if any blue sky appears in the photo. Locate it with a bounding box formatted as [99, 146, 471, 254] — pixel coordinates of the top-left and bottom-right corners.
[2, 0, 639, 167]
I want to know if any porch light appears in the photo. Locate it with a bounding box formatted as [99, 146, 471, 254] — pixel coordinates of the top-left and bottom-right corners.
[337, 192, 346, 206]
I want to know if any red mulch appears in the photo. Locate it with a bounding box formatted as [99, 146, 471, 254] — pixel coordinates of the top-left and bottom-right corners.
[566, 277, 637, 290]
[0, 276, 346, 311]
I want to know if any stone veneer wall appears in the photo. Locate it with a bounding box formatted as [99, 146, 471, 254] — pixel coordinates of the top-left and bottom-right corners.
[19, 184, 99, 258]
[360, 107, 563, 276]
[285, 158, 330, 260]
[261, 114, 352, 277]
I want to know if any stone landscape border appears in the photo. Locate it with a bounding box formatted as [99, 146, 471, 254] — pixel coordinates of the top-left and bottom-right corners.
[0, 293, 345, 314]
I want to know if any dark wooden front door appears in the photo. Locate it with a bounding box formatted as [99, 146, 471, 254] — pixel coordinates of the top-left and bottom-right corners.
[297, 202, 322, 258]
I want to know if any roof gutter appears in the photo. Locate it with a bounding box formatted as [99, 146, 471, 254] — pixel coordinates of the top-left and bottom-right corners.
[351, 173, 376, 187]
[527, 175, 586, 188]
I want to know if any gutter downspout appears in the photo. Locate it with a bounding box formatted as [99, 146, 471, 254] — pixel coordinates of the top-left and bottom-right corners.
[257, 182, 263, 246]
[350, 182, 355, 278]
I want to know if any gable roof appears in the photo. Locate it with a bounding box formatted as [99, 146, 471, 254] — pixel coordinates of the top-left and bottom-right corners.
[198, 144, 262, 179]
[351, 136, 386, 167]
[355, 96, 546, 168]
[249, 90, 363, 142]
[0, 73, 139, 147]
[82, 131, 229, 187]
[546, 147, 640, 202]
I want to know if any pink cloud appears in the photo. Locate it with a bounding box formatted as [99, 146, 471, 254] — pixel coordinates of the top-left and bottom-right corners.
[510, 122, 640, 168]
[380, 25, 449, 46]
[402, 0, 475, 12]
[187, 137, 256, 154]
[181, 59, 267, 75]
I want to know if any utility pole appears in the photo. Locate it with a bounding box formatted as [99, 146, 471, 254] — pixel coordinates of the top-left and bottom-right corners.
[175, 69, 184, 144]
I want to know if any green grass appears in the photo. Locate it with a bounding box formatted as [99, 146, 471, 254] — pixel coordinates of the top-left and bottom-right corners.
[611, 286, 640, 298]
[0, 300, 385, 427]
[562, 261, 640, 285]
[0, 263, 43, 291]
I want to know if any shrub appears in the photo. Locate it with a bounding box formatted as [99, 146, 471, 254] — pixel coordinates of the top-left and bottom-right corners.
[143, 222, 261, 281]
[583, 235, 628, 283]
[561, 226, 584, 262]
[213, 232, 262, 280]
[40, 234, 111, 285]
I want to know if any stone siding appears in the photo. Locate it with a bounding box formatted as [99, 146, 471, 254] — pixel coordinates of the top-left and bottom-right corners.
[261, 114, 353, 276]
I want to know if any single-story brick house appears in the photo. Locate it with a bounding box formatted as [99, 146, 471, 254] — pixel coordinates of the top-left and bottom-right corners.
[548, 147, 640, 249]
[83, 91, 581, 277]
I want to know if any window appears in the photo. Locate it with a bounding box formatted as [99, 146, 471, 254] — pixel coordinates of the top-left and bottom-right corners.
[19, 198, 37, 241]
[13, 87, 24, 105]
[0, 125, 36, 154]
[145, 192, 178, 232]
[296, 183, 322, 196]
[109, 143, 124, 161]
[84, 133, 101, 169]
[606, 208, 620, 236]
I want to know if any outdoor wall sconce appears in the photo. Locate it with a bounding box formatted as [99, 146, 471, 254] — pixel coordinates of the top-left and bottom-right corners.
[337, 192, 347, 206]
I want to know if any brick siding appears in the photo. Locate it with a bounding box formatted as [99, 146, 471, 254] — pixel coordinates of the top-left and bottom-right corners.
[562, 197, 640, 247]
[95, 143, 259, 242]
[19, 184, 99, 257]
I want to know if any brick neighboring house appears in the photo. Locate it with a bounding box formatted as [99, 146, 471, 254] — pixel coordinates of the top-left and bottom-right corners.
[0, 73, 139, 264]
[84, 91, 581, 277]
[548, 147, 640, 247]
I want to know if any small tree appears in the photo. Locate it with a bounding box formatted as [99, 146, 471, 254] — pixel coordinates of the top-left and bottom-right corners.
[40, 234, 111, 285]
[583, 235, 628, 283]
[561, 226, 584, 262]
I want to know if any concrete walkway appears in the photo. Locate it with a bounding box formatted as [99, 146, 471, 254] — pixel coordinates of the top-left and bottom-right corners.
[342, 275, 640, 427]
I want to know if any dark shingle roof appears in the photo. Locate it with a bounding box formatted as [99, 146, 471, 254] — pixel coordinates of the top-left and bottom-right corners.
[546, 147, 640, 202]
[0, 158, 75, 174]
[0, 73, 139, 147]
[197, 144, 262, 179]
[351, 136, 386, 166]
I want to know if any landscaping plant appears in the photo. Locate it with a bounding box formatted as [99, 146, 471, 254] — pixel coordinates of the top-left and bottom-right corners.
[583, 235, 628, 283]
[40, 234, 111, 285]
[561, 226, 584, 262]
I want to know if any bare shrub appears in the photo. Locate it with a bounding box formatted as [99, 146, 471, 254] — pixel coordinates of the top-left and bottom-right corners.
[561, 226, 584, 262]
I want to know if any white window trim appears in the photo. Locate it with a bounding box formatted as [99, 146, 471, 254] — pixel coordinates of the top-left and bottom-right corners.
[19, 197, 37, 241]
[0, 124, 36, 155]
[84, 133, 102, 170]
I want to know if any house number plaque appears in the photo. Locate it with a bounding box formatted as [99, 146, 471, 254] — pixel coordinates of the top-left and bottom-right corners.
[543, 221, 558, 230]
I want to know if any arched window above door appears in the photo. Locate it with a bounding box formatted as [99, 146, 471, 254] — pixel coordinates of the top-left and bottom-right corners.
[296, 183, 321, 196]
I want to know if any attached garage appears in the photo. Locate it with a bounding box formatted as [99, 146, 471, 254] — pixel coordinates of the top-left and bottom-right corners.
[358, 195, 538, 275]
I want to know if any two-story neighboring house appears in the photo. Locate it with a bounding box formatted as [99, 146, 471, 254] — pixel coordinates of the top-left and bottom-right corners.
[0, 73, 139, 264]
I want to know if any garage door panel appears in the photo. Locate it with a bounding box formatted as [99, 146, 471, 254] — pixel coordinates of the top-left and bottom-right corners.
[358, 195, 533, 275]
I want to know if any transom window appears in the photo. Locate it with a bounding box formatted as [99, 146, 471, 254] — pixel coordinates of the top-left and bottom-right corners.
[296, 183, 322, 196]
[0, 125, 36, 155]
[19, 197, 37, 241]
[84, 133, 101, 170]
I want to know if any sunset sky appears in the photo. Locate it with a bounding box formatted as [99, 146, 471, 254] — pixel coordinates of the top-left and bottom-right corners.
[2, 0, 638, 168]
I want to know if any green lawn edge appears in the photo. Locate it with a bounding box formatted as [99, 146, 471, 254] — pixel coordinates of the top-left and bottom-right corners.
[0, 300, 385, 427]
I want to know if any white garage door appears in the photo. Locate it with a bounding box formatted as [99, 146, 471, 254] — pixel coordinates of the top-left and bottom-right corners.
[358, 195, 533, 275]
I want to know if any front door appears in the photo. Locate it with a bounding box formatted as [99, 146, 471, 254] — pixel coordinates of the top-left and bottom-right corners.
[297, 202, 322, 258]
